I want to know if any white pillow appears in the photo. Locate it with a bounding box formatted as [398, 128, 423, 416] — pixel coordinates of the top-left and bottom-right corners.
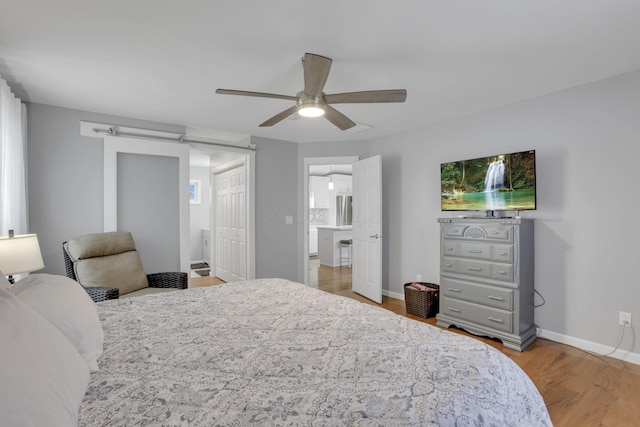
[0, 270, 11, 290]
[0, 288, 90, 426]
[12, 273, 104, 372]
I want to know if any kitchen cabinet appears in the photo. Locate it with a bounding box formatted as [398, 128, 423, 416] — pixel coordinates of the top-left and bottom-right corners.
[309, 176, 329, 208]
[309, 227, 318, 256]
[331, 174, 352, 194]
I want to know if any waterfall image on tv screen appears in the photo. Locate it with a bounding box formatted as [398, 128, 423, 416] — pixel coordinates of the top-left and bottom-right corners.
[440, 150, 536, 211]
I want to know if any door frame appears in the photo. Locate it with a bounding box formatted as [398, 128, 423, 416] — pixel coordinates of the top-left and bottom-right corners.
[192, 143, 255, 282]
[302, 156, 359, 286]
[104, 135, 191, 276]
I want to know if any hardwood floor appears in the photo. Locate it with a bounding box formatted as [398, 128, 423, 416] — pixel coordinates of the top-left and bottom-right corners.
[192, 262, 640, 427]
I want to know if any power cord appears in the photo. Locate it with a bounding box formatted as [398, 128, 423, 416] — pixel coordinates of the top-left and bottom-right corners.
[533, 289, 545, 308]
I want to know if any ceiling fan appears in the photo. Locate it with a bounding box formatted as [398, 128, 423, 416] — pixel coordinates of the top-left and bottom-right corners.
[216, 53, 407, 131]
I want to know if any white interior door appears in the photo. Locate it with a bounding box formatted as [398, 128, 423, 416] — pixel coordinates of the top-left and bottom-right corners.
[215, 165, 246, 282]
[352, 155, 382, 303]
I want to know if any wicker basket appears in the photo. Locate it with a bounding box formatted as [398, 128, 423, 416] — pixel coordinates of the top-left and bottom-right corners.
[404, 282, 439, 318]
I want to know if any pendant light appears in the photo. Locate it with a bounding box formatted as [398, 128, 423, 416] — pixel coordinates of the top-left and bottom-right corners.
[328, 166, 334, 190]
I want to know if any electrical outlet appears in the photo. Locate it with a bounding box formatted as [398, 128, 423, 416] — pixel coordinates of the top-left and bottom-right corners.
[416, 274, 422, 282]
[619, 311, 632, 327]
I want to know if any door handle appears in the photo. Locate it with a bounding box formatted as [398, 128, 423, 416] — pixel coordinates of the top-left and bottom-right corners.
[369, 234, 380, 239]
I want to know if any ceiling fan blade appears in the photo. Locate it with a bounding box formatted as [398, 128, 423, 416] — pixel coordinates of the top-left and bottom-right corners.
[259, 105, 299, 127]
[303, 53, 332, 98]
[324, 105, 356, 130]
[325, 89, 407, 104]
[216, 89, 298, 101]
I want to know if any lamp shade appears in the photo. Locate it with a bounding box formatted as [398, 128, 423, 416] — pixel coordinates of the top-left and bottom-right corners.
[0, 233, 45, 275]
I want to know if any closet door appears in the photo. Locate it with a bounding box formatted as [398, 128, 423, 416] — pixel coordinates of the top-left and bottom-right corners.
[215, 165, 246, 282]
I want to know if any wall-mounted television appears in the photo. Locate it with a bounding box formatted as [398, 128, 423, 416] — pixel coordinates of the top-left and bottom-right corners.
[440, 150, 536, 212]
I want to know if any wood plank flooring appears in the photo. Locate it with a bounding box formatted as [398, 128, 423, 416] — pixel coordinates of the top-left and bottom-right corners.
[191, 261, 640, 427]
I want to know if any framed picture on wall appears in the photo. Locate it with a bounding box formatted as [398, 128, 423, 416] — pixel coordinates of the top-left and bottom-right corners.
[189, 180, 201, 204]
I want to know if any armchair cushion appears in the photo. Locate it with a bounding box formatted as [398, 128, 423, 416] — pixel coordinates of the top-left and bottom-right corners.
[65, 232, 148, 296]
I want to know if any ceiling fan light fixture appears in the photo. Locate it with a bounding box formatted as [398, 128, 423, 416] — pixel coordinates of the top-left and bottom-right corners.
[297, 93, 325, 117]
[298, 105, 325, 117]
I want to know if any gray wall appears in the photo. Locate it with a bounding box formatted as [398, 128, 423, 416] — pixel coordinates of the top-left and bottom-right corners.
[368, 69, 640, 355]
[118, 152, 180, 273]
[189, 165, 211, 262]
[253, 136, 299, 280]
[26, 103, 185, 275]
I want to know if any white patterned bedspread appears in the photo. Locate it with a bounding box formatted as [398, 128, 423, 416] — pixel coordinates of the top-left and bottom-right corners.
[79, 278, 551, 426]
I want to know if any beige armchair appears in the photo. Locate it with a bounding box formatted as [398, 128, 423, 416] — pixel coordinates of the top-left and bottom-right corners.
[63, 231, 187, 302]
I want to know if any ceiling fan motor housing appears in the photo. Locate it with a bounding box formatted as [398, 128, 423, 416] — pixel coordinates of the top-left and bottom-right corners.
[297, 92, 326, 117]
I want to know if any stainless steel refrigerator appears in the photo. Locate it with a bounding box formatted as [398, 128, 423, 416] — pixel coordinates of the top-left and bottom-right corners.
[336, 195, 352, 226]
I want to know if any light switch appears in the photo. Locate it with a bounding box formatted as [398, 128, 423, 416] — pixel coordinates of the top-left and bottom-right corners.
[285, 215, 293, 225]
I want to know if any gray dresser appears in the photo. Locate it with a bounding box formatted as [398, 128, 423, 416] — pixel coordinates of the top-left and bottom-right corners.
[436, 217, 536, 351]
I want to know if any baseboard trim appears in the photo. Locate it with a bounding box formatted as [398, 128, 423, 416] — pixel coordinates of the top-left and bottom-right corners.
[383, 289, 404, 301]
[537, 328, 640, 365]
[383, 289, 640, 364]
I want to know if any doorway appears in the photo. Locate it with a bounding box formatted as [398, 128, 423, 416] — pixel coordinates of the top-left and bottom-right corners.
[303, 156, 358, 286]
[189, 146, 254, 283]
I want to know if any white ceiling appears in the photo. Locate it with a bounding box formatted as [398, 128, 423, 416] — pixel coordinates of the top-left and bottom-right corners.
[2, 1, 640, 144]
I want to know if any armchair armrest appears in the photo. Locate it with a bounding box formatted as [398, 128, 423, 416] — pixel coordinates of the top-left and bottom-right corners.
[84, 286, 120, 302]
[147, 272, 188, 289]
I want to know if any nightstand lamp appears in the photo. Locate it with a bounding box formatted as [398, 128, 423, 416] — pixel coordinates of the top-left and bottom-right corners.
[0, 230, 45, 284]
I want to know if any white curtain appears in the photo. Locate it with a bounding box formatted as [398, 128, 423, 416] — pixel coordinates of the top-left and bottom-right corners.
[0, 78, 28, 236]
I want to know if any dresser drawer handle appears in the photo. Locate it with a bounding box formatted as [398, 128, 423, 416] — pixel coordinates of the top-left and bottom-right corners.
[447, 307, 460, 313]
[468, 250, 483, 254]
[487, 316, 504, 323]
[488, 295, 504, 301]
[498, 252, 508, 256]
[448, 287, 461, 293]
[445, 263, 453, 268]
[466, 267, 482, 272]
[490, 231, 500, 235]
[446, 247, 454, 251]
[497, 270, 507, 275]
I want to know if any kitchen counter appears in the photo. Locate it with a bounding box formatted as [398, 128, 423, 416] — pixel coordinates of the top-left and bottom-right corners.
[316, 225, 352, 230]
[318, 227, 353, 267]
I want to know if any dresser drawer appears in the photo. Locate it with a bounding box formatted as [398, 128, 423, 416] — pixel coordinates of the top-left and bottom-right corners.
[440, 296, 513, 333]
[459, 242, 492, 260]
[442, 240, 457, 256]
[441, 278, 513, 310]
[444, 224, 467, 237]
[491, 263, 514, 282]
[492, 245, 514, 263]
[441, 257, 457, 273]
[457, 259, 492, 279]
[483, 225, 512, 241]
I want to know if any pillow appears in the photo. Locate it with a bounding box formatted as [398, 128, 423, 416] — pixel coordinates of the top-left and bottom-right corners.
[0, 288, 90, 426]
[73, 250, 148, 295]
[12, 274, 104, 372]
[0, 269, 11, 290]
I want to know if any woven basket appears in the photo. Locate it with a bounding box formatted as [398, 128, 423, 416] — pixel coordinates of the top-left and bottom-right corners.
[404, 283, 439, 318]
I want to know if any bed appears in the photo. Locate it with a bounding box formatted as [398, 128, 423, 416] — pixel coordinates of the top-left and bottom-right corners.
[1, 275, 551, 426]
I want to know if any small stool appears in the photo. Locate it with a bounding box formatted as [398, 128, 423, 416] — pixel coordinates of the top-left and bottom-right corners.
[339, 239, 352, 267]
